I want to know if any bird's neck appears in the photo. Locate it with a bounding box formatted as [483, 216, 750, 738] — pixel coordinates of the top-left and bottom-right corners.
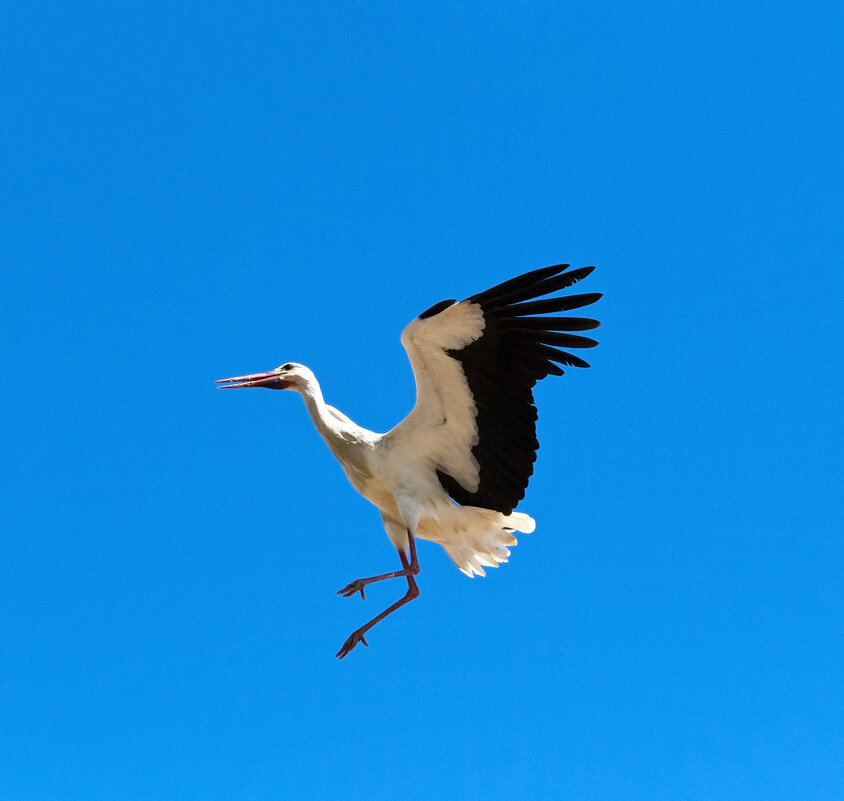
[297, 380, 344, 446]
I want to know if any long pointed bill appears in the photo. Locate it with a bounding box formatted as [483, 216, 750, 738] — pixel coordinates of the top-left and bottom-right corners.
[216, 369, 290, 390]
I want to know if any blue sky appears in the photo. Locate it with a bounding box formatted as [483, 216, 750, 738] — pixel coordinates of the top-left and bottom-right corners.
[2, 1, 842, 799]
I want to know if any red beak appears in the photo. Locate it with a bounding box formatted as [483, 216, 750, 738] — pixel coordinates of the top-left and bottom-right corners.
[216, 369, 291, 390]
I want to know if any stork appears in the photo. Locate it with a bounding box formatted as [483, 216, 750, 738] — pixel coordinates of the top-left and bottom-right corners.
[217, 263, 601, 658]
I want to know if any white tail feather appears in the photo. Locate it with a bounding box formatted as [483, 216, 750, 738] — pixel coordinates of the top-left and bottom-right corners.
[421, 507, 535, 577]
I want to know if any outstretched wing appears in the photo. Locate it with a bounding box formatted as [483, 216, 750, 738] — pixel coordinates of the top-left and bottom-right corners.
[386, 263, 602, 515]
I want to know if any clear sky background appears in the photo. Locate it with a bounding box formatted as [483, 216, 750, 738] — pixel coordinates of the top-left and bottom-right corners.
[2, 2, 842, 800]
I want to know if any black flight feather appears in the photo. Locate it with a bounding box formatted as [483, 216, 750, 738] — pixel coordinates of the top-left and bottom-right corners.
[428, 263, 602, 514]
[499, 316, 602, 332]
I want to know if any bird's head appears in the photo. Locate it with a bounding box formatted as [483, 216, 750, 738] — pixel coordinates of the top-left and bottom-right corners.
[216, 362, 313, 391]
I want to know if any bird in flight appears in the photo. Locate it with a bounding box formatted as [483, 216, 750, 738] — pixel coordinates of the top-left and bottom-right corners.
[217, 263, 601, 658]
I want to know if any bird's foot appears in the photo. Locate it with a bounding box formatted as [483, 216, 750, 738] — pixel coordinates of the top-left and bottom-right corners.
[336, 628, 369, 659]
[337, 579, 368, 600]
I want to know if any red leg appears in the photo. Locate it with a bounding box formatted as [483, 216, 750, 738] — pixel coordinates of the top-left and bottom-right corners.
[336, 530, 420, 659]
[336, 530, 417, 600]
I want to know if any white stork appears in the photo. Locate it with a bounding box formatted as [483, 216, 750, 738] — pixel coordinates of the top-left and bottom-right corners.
[217, 263, 601, 658]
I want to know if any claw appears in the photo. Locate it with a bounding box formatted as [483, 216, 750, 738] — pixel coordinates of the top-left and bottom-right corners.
[337, 579, 366, 600]
[336, 628, 370, 659]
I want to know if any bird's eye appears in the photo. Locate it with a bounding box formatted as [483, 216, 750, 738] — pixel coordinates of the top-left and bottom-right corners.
[281, 363, 294, 371]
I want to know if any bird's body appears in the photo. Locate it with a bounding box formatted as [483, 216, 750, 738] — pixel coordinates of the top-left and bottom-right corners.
[218, 263, 601, 657]
[288, 362, 534, 576]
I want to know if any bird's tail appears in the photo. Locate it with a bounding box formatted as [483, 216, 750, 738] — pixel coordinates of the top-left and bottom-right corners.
[437, 507, 536, 578]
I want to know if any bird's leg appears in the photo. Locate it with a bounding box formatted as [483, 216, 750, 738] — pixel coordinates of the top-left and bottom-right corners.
[336, 530, 420, 659]
[336, 531, 418, 600]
